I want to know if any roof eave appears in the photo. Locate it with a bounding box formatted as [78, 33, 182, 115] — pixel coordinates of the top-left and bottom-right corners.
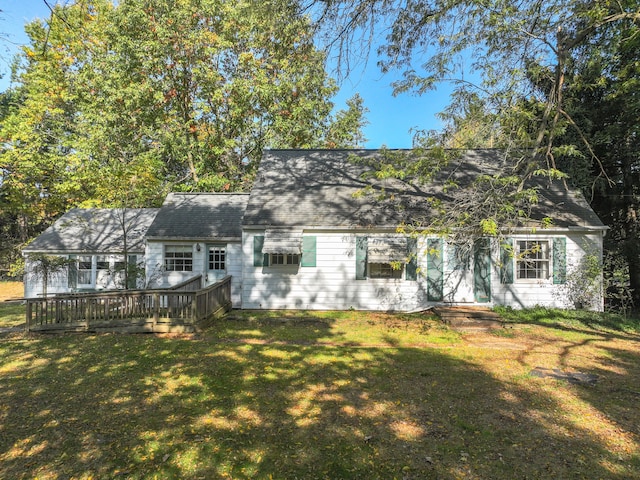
[145, 236, 242, 242]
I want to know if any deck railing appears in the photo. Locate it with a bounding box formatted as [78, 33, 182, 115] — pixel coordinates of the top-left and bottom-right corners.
[25, 275, 231, 333]
[169, 275, 204, 292]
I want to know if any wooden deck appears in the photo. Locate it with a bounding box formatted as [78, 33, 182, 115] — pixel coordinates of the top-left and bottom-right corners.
[25, 275, 232, 333]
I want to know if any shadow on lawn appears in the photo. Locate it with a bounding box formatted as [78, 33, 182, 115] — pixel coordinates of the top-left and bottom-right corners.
[0, 319, 638, 479]
[499, 306, 640, 339]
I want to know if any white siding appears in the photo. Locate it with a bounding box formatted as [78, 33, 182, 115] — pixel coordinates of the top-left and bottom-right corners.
[241, 229, 605, 312]
[24, 255, 70, 298]
[242, 231, 428, 311]
[24, 253, 146, 298]
[492, 232, 604, 311]
[146, 240, 243, 306]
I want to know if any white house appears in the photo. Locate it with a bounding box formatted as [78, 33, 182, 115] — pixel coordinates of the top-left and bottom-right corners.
[23, 149, 607, 311]
[240, 149, 607, 311]
[22, 208, 159, 298]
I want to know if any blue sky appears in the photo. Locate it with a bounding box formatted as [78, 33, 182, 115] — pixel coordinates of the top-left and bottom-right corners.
[0, 1, 450, 148]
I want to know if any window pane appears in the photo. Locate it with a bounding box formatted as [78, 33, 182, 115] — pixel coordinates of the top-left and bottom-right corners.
[369, 263, 403, 279]
[164, 245, 193, 271]
[78, 256, 92, 284]
[96, 255, 109, 270]
[269, 253, 300, 266]
[78, 256, 92, 270]
[448, 244, 471, 271]
[114, 256, 126, 272]
[208, 246, 226, 271]
[516, 241, 550, 280]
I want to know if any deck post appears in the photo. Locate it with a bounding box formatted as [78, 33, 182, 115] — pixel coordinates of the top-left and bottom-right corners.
[153, 292, 160, 330]
[26, 301, 32, 332]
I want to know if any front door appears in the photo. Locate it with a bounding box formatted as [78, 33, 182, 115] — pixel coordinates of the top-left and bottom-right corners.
[473, 238, 491, 303]
[206, 244, 227, 285]
[444, 244, 475, 303]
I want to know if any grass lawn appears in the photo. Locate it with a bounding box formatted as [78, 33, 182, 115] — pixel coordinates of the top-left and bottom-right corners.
[0, 304, 639, 479]
[0, 282, 24, 328]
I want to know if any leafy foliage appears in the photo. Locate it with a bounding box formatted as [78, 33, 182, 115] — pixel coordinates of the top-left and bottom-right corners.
[25, 254, 73, 297]
[556, 14, 640, 306]
[556, 252, 603, 310]
[315, 0, 639, 309]
[0, 0, 367, 275]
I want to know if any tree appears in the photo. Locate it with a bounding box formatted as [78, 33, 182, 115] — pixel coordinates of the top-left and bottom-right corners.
[0, 1, 114, 277]
[90, 0, 349, 191]
[556, 16, 640, 306]
[323, 93, 369, 148]
[314, 0, 639, 172]
[0, 0, 367, 275]
[26, 254, 72, 298]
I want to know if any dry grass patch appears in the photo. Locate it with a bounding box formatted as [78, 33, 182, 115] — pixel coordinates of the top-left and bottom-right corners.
[0, 281, 23, 302]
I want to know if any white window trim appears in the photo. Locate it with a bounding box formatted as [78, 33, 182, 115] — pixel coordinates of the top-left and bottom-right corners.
[164, 245, 194, 272]
[515, 239, 551, 282]
[208, 245, 227, 272]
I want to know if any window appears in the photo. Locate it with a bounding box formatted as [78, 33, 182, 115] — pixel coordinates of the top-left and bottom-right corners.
[165, 245, 193, 271]
[517, 240, 550, 280]
[127, 255, 140, 289]
[270, 253, 300, 265]
[208, 246, 226, 271]
[114, 256, 126, 273]
[111, 255, 126, 286]
[369, 262, 403, 279]
[70, 254, 141, 290]
[356, 236, 414, 281]
[78, 256, 92, 284]
[96, 255, 110, 271]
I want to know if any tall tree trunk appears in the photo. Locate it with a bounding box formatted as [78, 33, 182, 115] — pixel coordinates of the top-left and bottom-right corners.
[619, 151, 640, 308]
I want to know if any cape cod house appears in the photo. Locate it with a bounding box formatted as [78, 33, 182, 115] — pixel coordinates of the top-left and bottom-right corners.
[240, 149, 606, 311]
[23, 149, 607, 311]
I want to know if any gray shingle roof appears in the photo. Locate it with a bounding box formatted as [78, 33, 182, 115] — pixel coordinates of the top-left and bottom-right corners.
[145, 193, 249, 240]
[24, 208, 159, 253]
[243, 149, 605, 230]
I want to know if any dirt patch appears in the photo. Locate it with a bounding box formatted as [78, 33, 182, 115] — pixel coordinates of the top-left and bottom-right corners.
[530, 367, 598, 385]
[460, 333, 530, 350]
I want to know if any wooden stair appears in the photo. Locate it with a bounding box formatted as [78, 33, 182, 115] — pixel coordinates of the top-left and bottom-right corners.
[433, 306, 504, 332]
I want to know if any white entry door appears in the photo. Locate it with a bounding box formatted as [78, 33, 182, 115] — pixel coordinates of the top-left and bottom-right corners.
[206, 244, 227, 285]
[443, 244, 475, 303]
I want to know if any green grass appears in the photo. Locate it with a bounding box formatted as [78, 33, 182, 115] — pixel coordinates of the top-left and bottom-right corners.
[0, 303, 25, 328]
[494, 305, 640, 334]
[1, 308, 639, 479]
[219, 310, 461, 346]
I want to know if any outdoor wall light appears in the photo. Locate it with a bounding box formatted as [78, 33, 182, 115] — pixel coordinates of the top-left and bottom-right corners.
[196, 243, 201, 252]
